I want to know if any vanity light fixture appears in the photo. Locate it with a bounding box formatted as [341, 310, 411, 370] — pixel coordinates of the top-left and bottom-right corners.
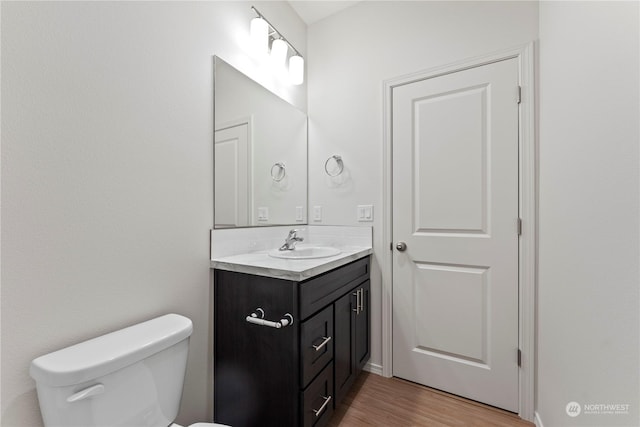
[250, 6, 304, 85]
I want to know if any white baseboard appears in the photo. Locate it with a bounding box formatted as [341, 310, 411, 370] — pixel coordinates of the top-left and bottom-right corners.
[534, 411, 544, 427]
[363, 362, 383, 376]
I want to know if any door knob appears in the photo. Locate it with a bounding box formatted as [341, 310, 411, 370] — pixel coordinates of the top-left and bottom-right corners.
[396, 242, 407, 252]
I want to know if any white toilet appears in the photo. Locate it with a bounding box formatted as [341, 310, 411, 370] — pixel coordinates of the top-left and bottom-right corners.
[30, 314, 229, 427]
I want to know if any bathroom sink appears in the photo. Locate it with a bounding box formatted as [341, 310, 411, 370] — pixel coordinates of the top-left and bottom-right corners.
[268, 246, 341, 260]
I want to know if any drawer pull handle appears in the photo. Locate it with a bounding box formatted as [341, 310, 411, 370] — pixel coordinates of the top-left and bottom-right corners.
[312, 336, 332, 351]
[245, 308, 294, 329]
[312, 395, 332, 417]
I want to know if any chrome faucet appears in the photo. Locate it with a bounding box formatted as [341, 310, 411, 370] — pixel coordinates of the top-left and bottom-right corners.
[279, 229, 304, 251]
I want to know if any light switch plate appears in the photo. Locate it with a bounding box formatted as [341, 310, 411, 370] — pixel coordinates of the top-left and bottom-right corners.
[357, 205, 373, 222]
[295, 206, 304, 222]
[313, 206, 323, 222]
[257, 207, 269, 221]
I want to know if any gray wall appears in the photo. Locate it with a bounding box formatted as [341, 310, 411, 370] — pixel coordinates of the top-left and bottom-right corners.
[307, 0, 539, 375]
[537, 1, 639, 425]
[309, 2, 639, 425]
[0, 2, 305, 425]
[4, 2, 639, 427]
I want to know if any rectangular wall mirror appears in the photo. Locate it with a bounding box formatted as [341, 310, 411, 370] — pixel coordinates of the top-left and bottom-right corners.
[214, 56, 308, 228]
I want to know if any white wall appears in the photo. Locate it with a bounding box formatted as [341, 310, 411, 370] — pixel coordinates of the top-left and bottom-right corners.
[0, 2, 305, 425]
[307, 0, 538, 373]
[537, 2, 639, 426]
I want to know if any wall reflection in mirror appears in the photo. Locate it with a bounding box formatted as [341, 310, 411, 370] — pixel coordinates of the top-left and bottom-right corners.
[214, 57, 307, 228]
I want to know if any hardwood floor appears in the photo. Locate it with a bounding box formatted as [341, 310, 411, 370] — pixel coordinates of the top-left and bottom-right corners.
[329, 373, 534, 427]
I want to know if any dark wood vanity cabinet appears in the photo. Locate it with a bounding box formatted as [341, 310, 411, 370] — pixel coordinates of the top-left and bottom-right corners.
[214, 256, 370, 427]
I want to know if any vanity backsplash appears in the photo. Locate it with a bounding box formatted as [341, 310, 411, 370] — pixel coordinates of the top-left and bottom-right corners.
[211, 225, 372, 259]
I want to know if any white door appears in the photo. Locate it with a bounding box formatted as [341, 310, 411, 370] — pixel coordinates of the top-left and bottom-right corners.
[392, 58, 520, 411]
[215, 123, 250, 228]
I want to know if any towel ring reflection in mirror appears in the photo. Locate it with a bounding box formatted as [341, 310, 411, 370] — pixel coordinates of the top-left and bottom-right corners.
[271, 162, 286, 182]
[324, 155, 344, 177]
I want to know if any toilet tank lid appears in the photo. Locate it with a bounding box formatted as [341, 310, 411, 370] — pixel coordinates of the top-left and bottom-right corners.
[30, 314, 193, 387]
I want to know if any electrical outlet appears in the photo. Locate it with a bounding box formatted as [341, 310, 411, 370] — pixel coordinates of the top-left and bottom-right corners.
[295, 206, 304, 222]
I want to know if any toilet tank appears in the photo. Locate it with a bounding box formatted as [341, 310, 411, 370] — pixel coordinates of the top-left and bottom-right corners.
[30, 314, 193, 427]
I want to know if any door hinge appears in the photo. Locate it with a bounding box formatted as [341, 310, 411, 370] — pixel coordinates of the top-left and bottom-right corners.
[517, 86, 522, 104]
[517, 217, 522, 236]
[517, 348, 522, 367]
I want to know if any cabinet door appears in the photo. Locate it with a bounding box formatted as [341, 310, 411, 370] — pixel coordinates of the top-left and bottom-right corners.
[355, 280, 371, 371]
[333, 288, 356, 404]
[214, 270, 299, 427]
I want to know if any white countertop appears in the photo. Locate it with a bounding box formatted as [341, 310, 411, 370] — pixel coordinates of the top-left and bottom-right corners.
[211, 246, 372, 281]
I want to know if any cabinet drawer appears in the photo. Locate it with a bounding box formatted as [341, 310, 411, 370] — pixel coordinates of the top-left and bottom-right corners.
[299, 257, 370, 320]
[302, 362, 334, 427]
[301, 305, 333, 388]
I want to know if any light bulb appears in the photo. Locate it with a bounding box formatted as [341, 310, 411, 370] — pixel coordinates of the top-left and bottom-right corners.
[250, 17, 268, 57]
[270, 39, 288, 67]
[289, 55, 304, 85]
